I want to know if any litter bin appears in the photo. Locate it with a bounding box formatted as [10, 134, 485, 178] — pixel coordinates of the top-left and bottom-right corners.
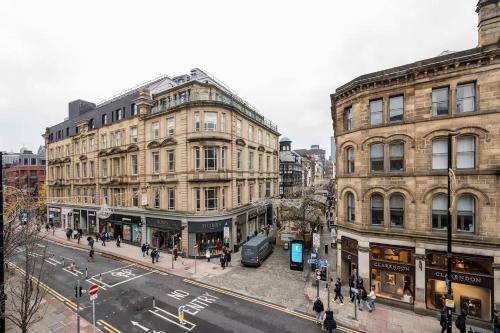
[283, 242, 289, 251]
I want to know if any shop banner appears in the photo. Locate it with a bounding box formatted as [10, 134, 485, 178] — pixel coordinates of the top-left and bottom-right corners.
[341, 250, 358, 264]
[188, 219, 232, 233]
[426, 268, 493, 289]
[146, 217, 181, 230]
[371, 259, 414, 274]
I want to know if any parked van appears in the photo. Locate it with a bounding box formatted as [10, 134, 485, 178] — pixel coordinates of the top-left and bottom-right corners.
[241, 234, 273, 267]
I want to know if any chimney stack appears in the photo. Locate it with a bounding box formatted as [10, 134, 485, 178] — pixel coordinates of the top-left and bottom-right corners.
[476, 0, 500, 47]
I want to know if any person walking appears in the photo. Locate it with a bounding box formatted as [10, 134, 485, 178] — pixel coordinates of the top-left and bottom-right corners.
[334, 278, 344, 305]
[322, 310, 337, 333]
[455, 312, 467, 333]
[358, 285, 367, 311]
[349, 275, 355, 302]
[439, 308, 447, 333]
[88, 249, 95, 262]
[66, 228, 72, 241]
[151, 248, 156, 264]
[173, 246, 178, 261]
[367, 286, 376, 312]
[226, 251, 231, 267]
[141, 244, 146, 257]
[219, 252, 226, 270]
[312, 297, 324, 325]
[77, 232, 81, 244]
[155, 248, 160, 263]
[206, 248, 211, 262]
[145, 243, 150, 256]
[101, 233, 106, 246]
[116, 235, 121, 247]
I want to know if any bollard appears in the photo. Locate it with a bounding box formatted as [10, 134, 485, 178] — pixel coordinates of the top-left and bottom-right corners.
[99, 273, 102, 281]
[153, 296, 156, 308]
[62, 258, 65, 267]
[85, 267, 88, 279]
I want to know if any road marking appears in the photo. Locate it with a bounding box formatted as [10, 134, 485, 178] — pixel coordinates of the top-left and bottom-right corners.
[97, 320, 121, 333]
[109, 270, 155, 287]
[131, 320, 149, 331]
[96, 263, 135, 276]
[148, 306, 196, 331]
[62, 267, 83, 276]
[87, 278, 109, 290]
[183, 279, 358, 333]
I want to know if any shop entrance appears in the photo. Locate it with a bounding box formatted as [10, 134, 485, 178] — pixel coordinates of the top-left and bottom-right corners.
[113, 224, 122, 240]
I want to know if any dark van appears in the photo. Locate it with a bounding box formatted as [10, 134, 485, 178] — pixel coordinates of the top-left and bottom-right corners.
[241, 234, 273, 267]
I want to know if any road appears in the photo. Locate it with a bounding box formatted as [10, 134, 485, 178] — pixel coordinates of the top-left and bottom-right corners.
[11, 241, 358, 333]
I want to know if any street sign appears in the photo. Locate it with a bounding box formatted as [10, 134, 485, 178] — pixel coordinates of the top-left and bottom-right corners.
[445, 299, 455, 308]
[90, 294, 98, 301]
[88, 284, 99, 296]
[313, 233, 320, 248]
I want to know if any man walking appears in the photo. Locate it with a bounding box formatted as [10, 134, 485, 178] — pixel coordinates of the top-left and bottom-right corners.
[455, 312, 467, 333]
[141, 244, 146, 257]
[88, 249, 95, 262]
[312, 297, 324, 325]
[101, 233, 106, 246]
[367, 286, 376, 312]
[334, 278, 344, 305]
[151, 248, 156, 264]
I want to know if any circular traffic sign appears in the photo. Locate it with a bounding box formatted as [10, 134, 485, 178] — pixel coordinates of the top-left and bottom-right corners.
[88, 284, 100, 296]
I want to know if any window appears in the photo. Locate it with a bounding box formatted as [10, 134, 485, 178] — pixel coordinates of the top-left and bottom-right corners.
[457, 195, 475, 232]
[237, 184, 242, 206]
[258, 130, 262, 144]
[248, 151, 254, 171]
[258, 154, 263, 172]
[346, 192, 355, 223]
[389, 142, 404, 172]
[221, 147, 226, 170]
[432, 139, 448, 170]
[168, 188, 175, 210]
[221, 113, 226, 132]
[457, 136, 475, 169]
[75, 142, 81, 155]
[258, 182, 263, 199]
[221, 188, 225, 209]
[167, 150, 175, 172]
[66, 165, 70, 178]
[154, 190, 160, 209]
[82, 161, 87, 178]
[167, 117, 175, 136]
[457, 82, 476, 113]
[432, 195, 448, 230]
[194, 112, 200, 131]
[152, 122, 160, 139]
[236, 119, 242, 136]
[113, 158, 121, 176]
[370, 99, 383, 125]
[75, 163, 80, 178]
[432, 87, 449, 116]
[116, 109, 122, 121]
[82, 140, 87, 153]
[132, 188, 139, 207]
[237, 150, 242, 170]
[131, 103, 137, 116]
[344, 106, 353, 130]
[249, 184, 254, 203]
[101, 134, 107, 149]
[370, 143, 384, 172]
[130, 127, 138, 144]
[371, 194, 384, 225]
[115, 131, 122, 146]
[102, 114, 108, 125]
[89, 161, 94, 178]
[194, 147, 201, 170]
[204, 112, 217, 131]
[390, 195, 404, 227]
[204, 147, 217, 171]
[152, 152, 160, 174]
[195, 188, 201, 211]
[205, 188, 218, 210]
[266, 156, 270, 171]
[131, 155, 138, 175]
[346, 147, 355, 173]
[248, 126, 254, 141]
[266, 134, 270, 147]
[89, 138, 95, 151]
[389, 95, 404, 122]
[266, 181, 271, 197]
[101, 160, 108, 177]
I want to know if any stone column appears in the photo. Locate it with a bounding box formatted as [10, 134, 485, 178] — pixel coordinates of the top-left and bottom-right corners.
[336, 241, 342, 277]
[414, 247, 426, 313]
[357, 241, 370, 281]
[181, 218, 188, 252]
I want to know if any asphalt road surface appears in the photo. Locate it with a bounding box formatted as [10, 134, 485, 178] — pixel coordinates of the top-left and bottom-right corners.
[11, 241, 358, 333]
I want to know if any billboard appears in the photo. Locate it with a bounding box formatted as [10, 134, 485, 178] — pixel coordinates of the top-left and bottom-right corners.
[290, 240, 303, 271]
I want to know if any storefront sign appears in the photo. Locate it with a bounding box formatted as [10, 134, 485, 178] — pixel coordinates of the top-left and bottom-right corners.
[341, 251, 358, 264]
[103, 214, 141, 224]
[146, 217, 181, 230]
[371, 260, 414, 274]
[188, 219, 232, 233]
[445, 299, 455, 308]
[426, 268, 493, 289]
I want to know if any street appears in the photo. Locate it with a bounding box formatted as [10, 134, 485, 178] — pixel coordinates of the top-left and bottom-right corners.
[11, 241, 356, 333]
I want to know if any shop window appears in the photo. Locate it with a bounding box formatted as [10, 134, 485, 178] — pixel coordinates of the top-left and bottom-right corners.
[432, 138, 448, 170]
[457, 136, 475, 169]
[204, 147, 217, 171]
[432, 87, 449, 116]
[389, 142, 404, 172]
[370, 144, 384, 173]
[390, 194, 404, 227]
[369, 99, 383, 125]
[370, 194, 384, 225]
[432, 195, 448, 230]
[457, 195, 475, 233]
[389, 95, 404, 122]
[457, 82, 476, 113]
[205, 188, 218, 210]
[346, 147, 355, 173]
[346, 192, 355, 223]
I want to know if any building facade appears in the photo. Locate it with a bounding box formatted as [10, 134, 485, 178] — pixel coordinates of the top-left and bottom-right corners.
[44, 68, 280, 256]
[331, 1, 500, 322]
[279, 136, 302, 197]
[2, 146, 46, 196]
[294, 144, 326, 184]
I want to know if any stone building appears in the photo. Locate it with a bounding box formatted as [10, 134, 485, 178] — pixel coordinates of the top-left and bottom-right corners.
[331, 1, 500, 322]
[44, 68, 280, 256]
[2, 146, 46, 196]
[279, 136, 303, 197]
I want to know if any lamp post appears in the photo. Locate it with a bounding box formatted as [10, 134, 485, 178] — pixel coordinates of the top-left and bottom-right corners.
[446, 132, 458, 333]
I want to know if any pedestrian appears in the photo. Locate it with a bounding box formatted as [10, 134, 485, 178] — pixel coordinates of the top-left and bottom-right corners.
[356, 278, 364, 308]
[155, 248, 160, 263]
[151, 249, 156, 264]
[220, 253, 226, 269]
[334, 278, 344, 305]
[367, 286, 376, 312]
[439, 308, 447, 333]
[66, 228, 72, 241]
[206, 249, 211, 262]
[312, 297, 324, 325]
[322, 310, 337, 333]
[173, 246, 178, 261]
[89, 238, 94, 249]
[349, 275, 355, 302]
[403, 274, 413, 299]
[455, 312, 467, 333]
[226, 251, 231, 267]
[101, 234, 106, 246]
[116, 235, 121, 247]
[69, 261, 76, 272]
[77, 233, 81, 244]
[88, 249, 95, 262]
[358, 286, 367, 311]
[493, 309, 500, 333]
[141, 244, 146, 257]
[145, 243, 150, 256]
[45, 224, 50, 232]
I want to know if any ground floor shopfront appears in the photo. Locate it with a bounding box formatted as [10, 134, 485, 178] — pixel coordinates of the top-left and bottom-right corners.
[337, 230, 498, 322]
[48, 205, 97, 234]
[99, 214, 143, 245]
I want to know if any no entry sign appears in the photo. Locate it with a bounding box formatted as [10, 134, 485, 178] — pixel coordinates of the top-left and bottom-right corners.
[88, 284, 100, 296]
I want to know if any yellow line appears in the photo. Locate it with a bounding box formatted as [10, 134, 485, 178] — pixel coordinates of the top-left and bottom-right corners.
[183, 279, 360, 333]
[97, 320, 121, 333]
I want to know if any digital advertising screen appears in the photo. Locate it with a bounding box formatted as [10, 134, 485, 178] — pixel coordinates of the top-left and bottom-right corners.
[290, 240, 304, 271]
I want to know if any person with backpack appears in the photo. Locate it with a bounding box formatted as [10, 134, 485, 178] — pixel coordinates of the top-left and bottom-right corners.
[455, 312, 467, 333]
[439, 309, 447, 333]
[358, 286, 368, 311]
[322, 310, 337, 333]
[493, 309, 500, 333]
[312, 297, 324, 325]
[334, 278, 344, 305]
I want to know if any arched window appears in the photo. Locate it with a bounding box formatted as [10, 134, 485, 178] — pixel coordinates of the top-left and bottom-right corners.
[346, 192, 355, 223]
[370, 194, 384, 225]
[432, 195, 448, 230]
[389, 194, 404, 227]
[346, 147, 355, 173]
[370, 144, 384, 173]
[457, 195, 475, 233]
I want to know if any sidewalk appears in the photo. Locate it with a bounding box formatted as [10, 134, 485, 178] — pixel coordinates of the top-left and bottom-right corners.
[7, 292, 97, 333]
[45, 228, 236, 279]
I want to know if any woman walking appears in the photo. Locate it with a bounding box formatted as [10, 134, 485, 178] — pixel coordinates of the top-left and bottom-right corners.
[334, 278, 344, 305]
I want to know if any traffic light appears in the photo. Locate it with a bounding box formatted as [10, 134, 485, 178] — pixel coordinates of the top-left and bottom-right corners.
[320, 267, 327, 281]
[75, 286, 83, 298]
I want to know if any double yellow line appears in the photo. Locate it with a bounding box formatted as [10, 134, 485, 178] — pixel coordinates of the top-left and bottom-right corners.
[97, 319, 122, 333]
[183, 279, 360, 333]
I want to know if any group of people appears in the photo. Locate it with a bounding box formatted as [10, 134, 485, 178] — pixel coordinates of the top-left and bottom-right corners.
[203, 248, 232, 269]
[312, 297, 337, 333]
[65, 228, 84, 243]
[348, 274, 377, 312]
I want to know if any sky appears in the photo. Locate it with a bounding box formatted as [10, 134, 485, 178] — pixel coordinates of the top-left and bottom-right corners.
[0, 0, 478, 158]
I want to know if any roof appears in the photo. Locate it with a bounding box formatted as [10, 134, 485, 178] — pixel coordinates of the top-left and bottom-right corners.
[279, 136, 291, 142]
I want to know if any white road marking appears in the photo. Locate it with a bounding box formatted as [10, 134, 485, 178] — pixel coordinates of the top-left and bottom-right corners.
[44, 259, 57, 266]
[62, 268, 84, 276]
[109, 271, 155, 287]
[148, 306, 196, 331]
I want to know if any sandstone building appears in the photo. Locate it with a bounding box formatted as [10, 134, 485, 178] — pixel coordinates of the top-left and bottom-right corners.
[331, 1, 500, 321]
[44, 68, 279, 256]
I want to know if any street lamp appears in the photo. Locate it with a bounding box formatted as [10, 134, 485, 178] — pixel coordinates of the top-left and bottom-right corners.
[446, 131, 459, 333]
